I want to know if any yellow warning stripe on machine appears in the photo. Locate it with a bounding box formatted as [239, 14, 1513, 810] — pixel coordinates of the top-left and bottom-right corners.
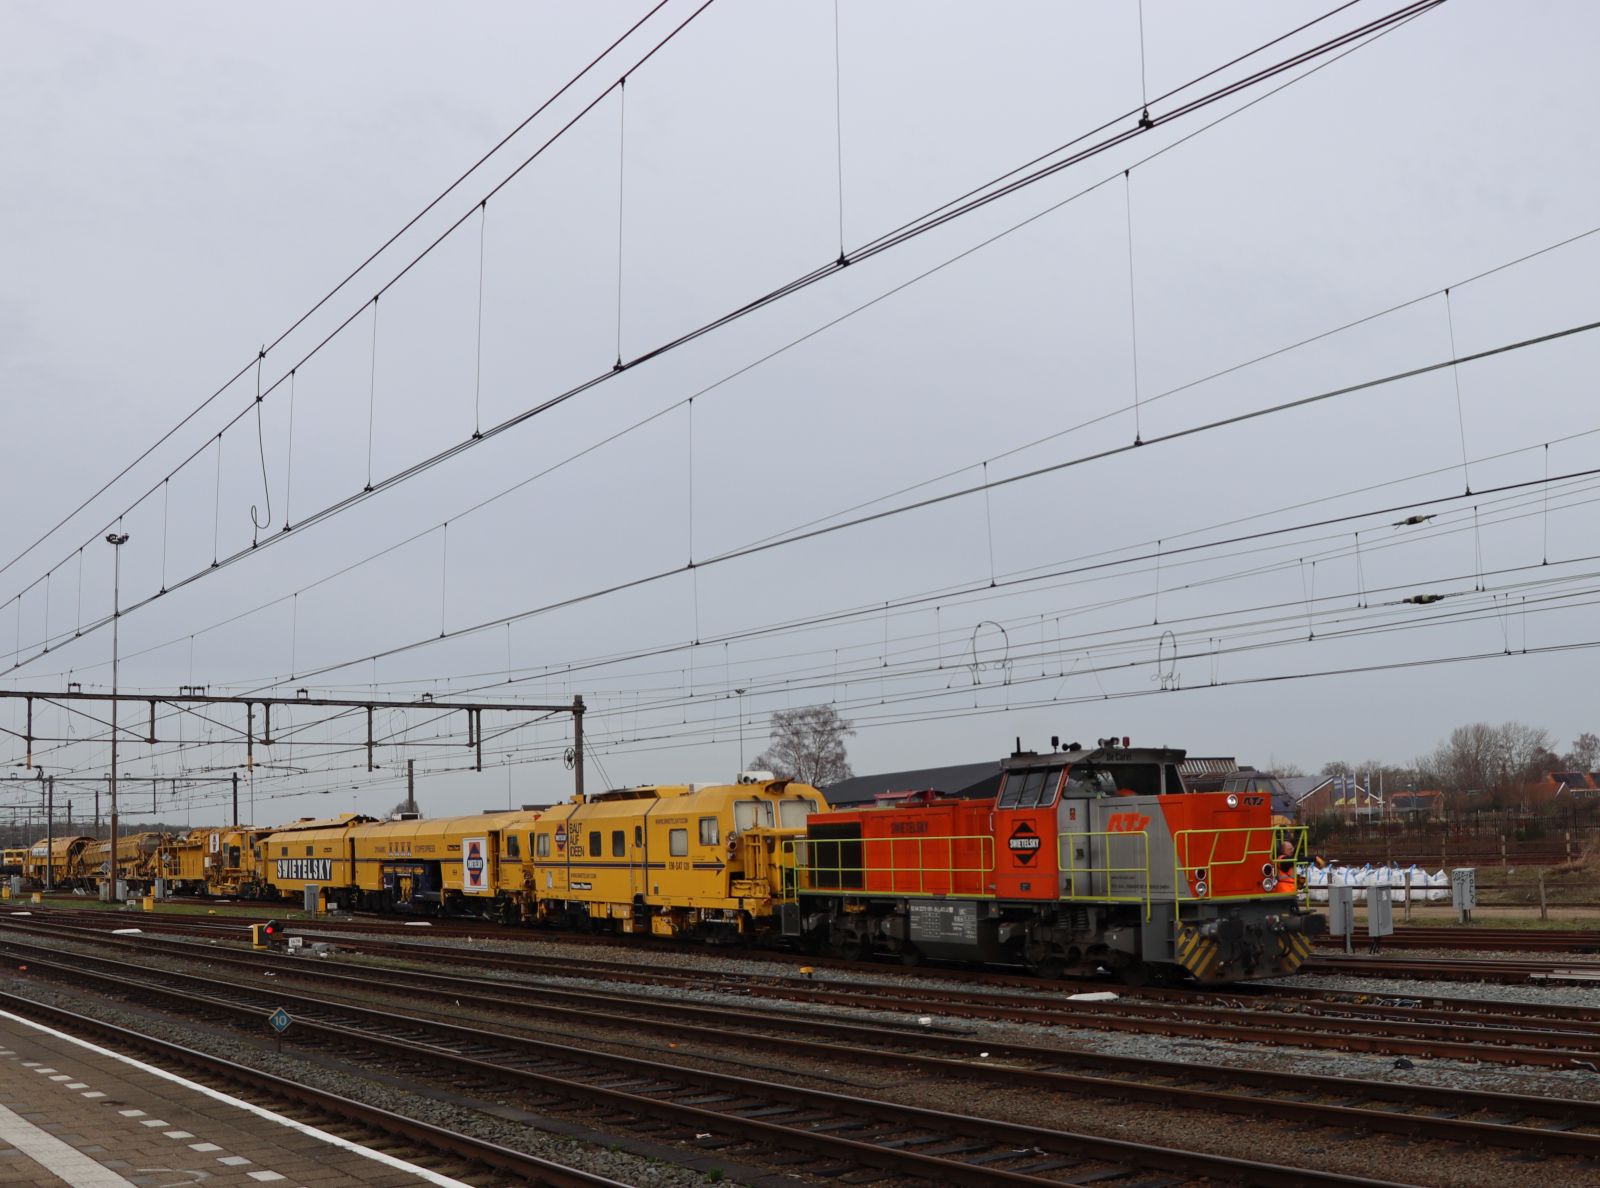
[1282, 930, 1314, 970]
[1175, 924, 1222, 982]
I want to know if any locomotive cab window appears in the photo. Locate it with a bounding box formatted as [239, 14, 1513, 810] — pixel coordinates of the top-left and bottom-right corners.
[1111, 763, 1163, 796]
[669, 828, 688, 857]
[634, 825, 643, 847]
[1066, 768, 1117, 798]
[734, 800, 774, 830]
[1164, 764, 1185, 794]
[611, 830, 625, 857]
[306, 846, 314, 857]
[506, 834, 521, 859]
[999, 766, 1061, 809]
[588, 831, 601, 856]
[698, 817, 719, 846]
[535, 832, 551, 858]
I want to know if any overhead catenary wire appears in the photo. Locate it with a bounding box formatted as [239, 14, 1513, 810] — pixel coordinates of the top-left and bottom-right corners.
[18, 7, 1574, 819]
[1123, 169, 1144, 443]
[23, 413, 1600, 702]
[0, 0, 682, 591]
[222, 449, 1600, 697]
[1, 0, 1439, 655]
[614, 76, 628, 369]
[18, 230, 1580, 688]
[21, 544, 1600, 826]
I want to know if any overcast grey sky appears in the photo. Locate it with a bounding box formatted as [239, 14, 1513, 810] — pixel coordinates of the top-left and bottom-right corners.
[3, 1, 1598, 824]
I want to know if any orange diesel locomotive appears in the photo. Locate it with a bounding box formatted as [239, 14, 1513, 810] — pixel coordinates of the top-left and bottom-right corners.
[790, 739, 1320, 984]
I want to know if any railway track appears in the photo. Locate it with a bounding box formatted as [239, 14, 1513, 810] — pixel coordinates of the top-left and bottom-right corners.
[0, 938, 1411, 1187]
[1304, 953, 1600, 984]
[11, 918, 1600, 1183]
[0, 986, 622, 1187]
[1314, 925, 1600, 953]
[12, 910, 1600, 1063]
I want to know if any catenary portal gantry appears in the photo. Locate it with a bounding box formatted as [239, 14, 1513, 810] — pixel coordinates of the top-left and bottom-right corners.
[2, 688, 587, 788]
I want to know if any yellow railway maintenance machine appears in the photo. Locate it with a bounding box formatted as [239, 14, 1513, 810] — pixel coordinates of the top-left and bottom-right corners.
[531, 775, 827, 940]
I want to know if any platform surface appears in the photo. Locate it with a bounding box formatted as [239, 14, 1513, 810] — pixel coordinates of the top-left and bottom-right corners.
[0, 1010, 455, 1187]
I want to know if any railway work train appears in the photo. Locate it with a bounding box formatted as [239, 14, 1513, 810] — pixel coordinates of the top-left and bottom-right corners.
[22, 740, 1321, 984]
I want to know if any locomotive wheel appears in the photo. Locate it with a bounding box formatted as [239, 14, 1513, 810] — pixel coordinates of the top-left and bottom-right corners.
[1115, 959, 1151, 987]
[1028, 955, 1065, 980]
[832, 932, 867, 962]
[898, 945, 924, 968]
[1024, 940, 1064, 980]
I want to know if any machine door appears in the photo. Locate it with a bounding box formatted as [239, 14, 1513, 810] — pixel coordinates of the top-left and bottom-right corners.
[992, 765, 1062, 900]
[1055, 796, 1099, 898]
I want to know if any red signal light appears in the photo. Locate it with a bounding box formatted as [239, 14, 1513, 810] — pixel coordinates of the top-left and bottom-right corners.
[263, 921, 278, 936]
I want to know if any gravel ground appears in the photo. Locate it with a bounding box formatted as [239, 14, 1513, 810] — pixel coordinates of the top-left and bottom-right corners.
[1290, 970, 1600, 1008]
[17, 924, 1600, 1187]
[0, 970, 732, 1187]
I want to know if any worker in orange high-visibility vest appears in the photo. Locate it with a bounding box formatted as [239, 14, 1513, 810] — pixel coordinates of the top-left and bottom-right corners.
[1274, 834, 1298, 893]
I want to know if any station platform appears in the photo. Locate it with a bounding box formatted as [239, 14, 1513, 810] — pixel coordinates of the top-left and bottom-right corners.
[0, 1008, 463, 1187]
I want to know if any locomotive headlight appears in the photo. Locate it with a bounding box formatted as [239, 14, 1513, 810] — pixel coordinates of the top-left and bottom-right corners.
[1225, 794, 1239, 808]
[1194, 879, 1209, 896]
[1261, 863, 1275, 878]
[1262, 876, 1276, 890]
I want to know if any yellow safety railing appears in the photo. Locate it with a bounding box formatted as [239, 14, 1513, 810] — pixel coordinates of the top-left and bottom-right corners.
[1173, 825, 1309, 901]
[786, 835, 996, 897]
[1057, 830, 1152, 920]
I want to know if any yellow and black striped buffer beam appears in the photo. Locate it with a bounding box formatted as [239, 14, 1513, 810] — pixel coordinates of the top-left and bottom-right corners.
[1175, 924, 1223, 982]
[1280, 930, 1314, 972]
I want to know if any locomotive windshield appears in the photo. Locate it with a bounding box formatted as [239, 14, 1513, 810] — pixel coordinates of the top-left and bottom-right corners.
[997, 765, 1063, 808]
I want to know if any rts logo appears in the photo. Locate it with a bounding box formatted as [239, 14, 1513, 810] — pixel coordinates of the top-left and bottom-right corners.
[1106, 812, 1151, 834]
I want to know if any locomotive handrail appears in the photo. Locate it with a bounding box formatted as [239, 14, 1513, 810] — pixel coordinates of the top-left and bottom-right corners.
[786, 835, 996, 896]
[1172, 825, 1310, 901]
[1057, 830, 1152, 920]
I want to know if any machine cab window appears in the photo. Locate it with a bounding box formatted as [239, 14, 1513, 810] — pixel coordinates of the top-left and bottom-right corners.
[998, 765, 1062, 809]
[535, 832, 551, 858]
[506, 834, 521, 860]
[778, 798, 816, 828]
[734, 800, 775, 830]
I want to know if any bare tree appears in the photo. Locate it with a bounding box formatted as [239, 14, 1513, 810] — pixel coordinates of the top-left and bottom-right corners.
[1564, 731, 1600, 771]
[1429, 720, 1554, 803]
[752, 705, 855, 787]
[1499, 721, 1554, 787]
